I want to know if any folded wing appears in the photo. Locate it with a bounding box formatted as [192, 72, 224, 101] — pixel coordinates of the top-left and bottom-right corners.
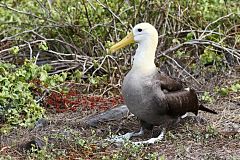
[165, 89, 217, 116]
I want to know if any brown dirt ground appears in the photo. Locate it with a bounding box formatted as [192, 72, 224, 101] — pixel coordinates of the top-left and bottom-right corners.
[0, 72, 240, 160]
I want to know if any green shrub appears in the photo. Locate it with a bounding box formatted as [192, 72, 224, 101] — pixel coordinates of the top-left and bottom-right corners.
[1, 0, 240, 131]
[1, 0, 239, 55]
[200, 46, 224, 67]
[0, 60, 67, 132]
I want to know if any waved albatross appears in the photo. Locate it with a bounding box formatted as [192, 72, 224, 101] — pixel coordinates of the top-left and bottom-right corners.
[108, 23, 217, 144]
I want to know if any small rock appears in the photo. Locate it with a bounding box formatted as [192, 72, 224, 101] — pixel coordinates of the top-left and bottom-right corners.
[223, 122, 240, 132]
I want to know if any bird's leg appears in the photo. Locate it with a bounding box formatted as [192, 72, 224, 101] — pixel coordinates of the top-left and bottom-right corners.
[106, 127, 144, 143]
[132, 128, 166, 145]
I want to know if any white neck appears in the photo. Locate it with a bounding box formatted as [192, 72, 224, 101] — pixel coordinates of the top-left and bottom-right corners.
[132, 39, 158, 75]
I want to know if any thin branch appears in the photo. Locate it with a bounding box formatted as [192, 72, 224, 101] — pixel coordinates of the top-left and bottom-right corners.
[0, 38, 80, 54]
[0, 3, 54, 24]
[158, 39, 240, 59]
[24, 41, 33, 59]
[163, 54, 201, 86]
[0, 3, 41, 19]
[199, 13, 234, 39]
[1, 29, 39, 42]
[95, 0, 127, 28]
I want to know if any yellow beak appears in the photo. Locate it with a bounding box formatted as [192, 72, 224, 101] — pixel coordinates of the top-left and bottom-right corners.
[109, 32, 135, 53]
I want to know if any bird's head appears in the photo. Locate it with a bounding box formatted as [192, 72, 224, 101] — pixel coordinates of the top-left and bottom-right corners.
[109, 23, 158, 53]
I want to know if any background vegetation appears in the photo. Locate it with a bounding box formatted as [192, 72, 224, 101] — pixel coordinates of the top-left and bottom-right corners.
[0, 0, 239, 159]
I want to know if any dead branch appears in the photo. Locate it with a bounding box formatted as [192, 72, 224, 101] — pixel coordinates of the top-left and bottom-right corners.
[158, 39, 240, 59]
[80, 104, 128, 127]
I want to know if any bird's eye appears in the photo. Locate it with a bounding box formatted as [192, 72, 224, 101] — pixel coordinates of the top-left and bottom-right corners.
[138, 28, 142, 32]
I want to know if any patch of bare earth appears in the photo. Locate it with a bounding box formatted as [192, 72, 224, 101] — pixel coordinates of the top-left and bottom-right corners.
[1, 73, 239, 159]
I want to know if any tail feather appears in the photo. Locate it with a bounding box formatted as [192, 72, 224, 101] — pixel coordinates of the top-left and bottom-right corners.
[199, 104, 217, 114]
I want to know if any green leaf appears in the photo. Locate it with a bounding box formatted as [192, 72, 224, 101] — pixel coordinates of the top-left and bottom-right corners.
[38, 41, 48, 51]
[219, 88, 229, 96]
[172, 38, 180, 44]
[10, 46, 20, 55]
[40, 71, 48, 81]
[185, 32, 194, 41]
[74, 70, 83, 81]
[42, 64, 52, 72]
[231, 83, 240, 92]
[235, 83, 240, 90]
[89, 76, 98, 85]
[61, 72, 67, 81]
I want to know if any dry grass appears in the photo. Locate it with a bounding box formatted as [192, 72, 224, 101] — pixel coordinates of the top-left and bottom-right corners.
[1, 72, 239, 160]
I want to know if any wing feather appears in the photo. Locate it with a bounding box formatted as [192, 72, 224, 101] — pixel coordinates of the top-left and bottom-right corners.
[165, 89, 199, 116]
[158, 72, 183, 91]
